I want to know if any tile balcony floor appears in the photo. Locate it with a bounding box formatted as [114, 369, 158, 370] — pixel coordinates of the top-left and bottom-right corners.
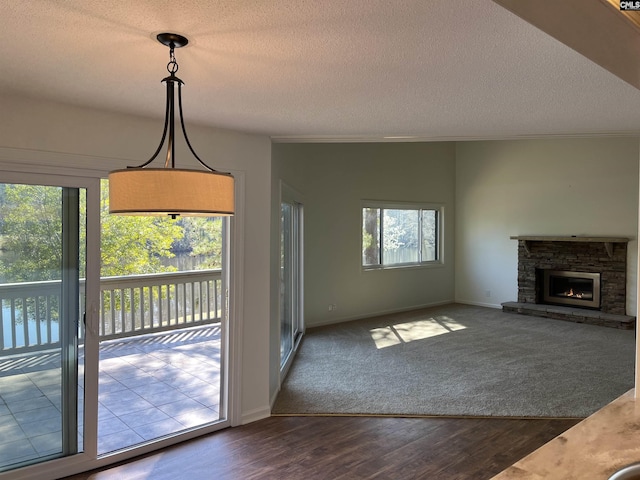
[0, 323, 222, 470]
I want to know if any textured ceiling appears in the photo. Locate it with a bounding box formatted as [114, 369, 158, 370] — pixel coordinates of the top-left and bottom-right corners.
[2, 0, 640, 140]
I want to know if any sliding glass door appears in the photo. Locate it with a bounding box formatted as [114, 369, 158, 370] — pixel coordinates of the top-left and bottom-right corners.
[0, 182, 85, 471]
[280, 184, 303, 374]
[0, 170, 233, 478]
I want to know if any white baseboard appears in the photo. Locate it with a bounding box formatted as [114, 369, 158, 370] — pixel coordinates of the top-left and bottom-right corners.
[241, 406, 271, 425]
[308, 299, 455, 328]
[455, 299, 502, 309]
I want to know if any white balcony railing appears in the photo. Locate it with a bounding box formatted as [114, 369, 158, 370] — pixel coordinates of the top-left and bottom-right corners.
[0, 269, 223, 354]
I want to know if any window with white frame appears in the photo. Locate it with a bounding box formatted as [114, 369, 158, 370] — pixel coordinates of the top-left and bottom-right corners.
[362, 202, 442, 268]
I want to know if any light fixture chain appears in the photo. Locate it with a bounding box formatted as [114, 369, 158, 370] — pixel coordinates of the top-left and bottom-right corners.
[167, 44, 179, 74]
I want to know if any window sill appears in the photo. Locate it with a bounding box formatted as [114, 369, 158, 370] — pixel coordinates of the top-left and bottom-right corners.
[362, 261, 444, 272]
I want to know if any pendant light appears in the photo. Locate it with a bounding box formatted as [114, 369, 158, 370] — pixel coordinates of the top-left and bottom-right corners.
[108, 33, 234, 218]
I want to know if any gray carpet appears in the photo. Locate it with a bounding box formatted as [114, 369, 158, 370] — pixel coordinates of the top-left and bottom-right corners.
[272, 304, 636, 418]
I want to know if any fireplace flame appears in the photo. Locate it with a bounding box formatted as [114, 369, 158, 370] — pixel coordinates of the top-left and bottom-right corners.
[564, 288, 583, 299]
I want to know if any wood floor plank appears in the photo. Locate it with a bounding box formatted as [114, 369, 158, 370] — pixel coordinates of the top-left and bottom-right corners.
[62, 416, 579, 480]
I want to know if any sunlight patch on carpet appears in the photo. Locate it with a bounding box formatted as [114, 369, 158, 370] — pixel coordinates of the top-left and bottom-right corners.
[370, 316, 466, 349]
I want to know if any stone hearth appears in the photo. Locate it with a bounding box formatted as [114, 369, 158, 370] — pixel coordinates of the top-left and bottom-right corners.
[501, 302, 635, 329]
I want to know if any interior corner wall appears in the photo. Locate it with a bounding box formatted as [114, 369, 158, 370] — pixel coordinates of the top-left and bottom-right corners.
[454, 137, 639, 316]
[270, 142, 456, 338]
[0, 93, 273, 423]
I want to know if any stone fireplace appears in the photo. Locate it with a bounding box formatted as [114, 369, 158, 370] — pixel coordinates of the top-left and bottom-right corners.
[502, 236, 635, 329]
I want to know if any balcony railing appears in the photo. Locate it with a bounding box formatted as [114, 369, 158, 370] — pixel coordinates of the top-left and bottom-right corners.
[0, 269, 223, 354]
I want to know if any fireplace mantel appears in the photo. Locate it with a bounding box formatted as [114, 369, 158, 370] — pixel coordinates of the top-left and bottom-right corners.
[510, 236, 630, 258]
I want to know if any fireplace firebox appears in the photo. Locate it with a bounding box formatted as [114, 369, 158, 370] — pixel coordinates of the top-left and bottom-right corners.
[542, 270, 601, 309]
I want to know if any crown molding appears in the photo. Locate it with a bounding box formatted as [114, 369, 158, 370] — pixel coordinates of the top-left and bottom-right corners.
[270, 131, 640, 144]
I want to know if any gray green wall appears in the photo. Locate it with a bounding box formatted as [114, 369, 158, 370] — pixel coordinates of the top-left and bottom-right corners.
[272, 141, 457, 322]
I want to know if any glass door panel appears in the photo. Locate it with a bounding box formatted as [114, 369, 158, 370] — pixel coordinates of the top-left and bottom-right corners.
[0, 183, 84, 471]
[280, 197, 303, 372]
[97, 180, 227, 455]
[280, 203, 293, 364]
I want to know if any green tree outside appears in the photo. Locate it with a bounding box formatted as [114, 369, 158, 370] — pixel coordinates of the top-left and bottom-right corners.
[175, 217, 223, 270]
[0, 181, 221, 283]
[0, 183, 66, 282]
[99, 180, 183, 277]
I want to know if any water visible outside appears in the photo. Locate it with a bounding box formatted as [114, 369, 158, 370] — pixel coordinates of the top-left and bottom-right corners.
[160, 253, 211, 272]
[1, 311, 59, 349]
[1, 253, 213, 350]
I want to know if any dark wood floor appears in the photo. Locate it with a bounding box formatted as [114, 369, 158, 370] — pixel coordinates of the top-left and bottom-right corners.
[63, 415, 580, 480]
